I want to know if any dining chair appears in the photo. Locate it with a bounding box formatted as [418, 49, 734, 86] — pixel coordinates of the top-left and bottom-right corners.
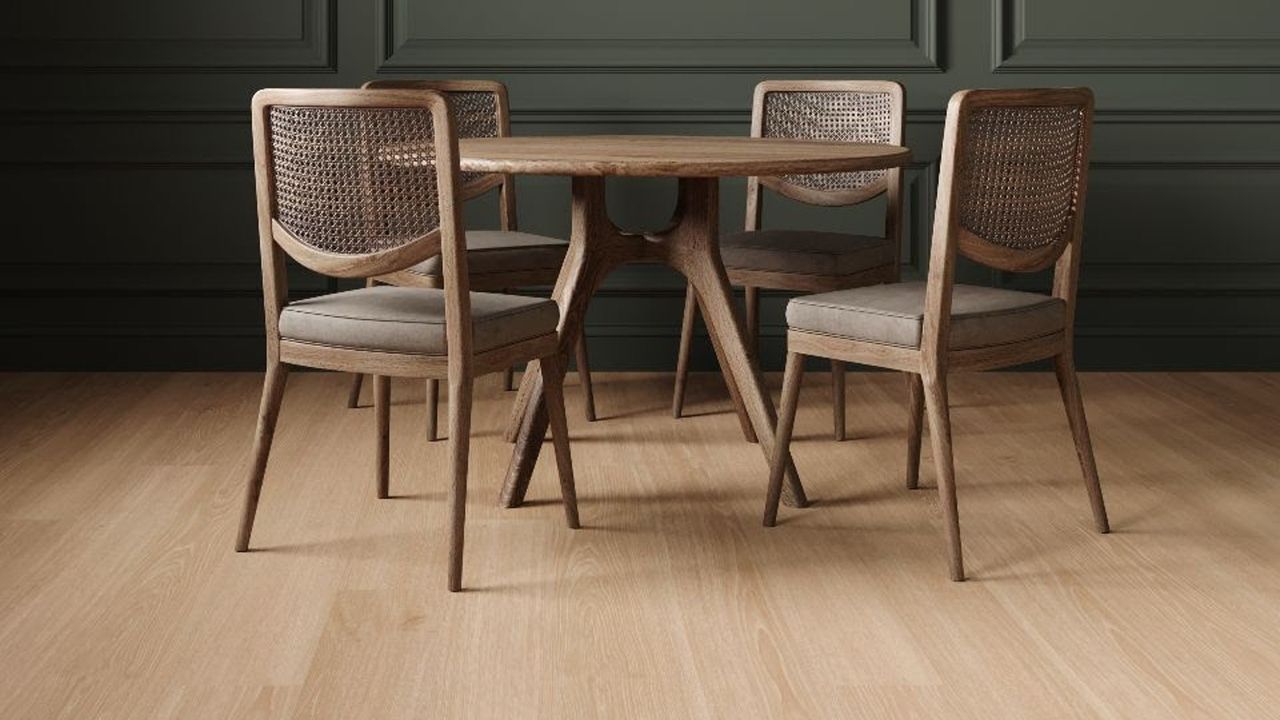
[764, 88, 1110, 582]
[671, 80, 905, 441]
[346, 79, 596, 440]
[238, 88, 580, 591]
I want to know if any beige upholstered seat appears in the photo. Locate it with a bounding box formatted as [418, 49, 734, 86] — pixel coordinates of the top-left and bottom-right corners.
[280, 285, 560, 356]
[787, 282, 1065, 350]
[720, 230, 895, 276]
[404, 230, 567, 278]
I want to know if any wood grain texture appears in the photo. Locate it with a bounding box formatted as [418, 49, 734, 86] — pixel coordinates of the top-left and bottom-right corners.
[670, 81, 906, 437]
[769, 90, 1104, 582]
[459, 135, 910, 177]
[499, 176, 799, 510]
[2, 371, 1279, 719]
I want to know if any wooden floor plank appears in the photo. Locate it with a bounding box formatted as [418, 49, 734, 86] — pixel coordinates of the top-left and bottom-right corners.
[0, 371, 1278, 719]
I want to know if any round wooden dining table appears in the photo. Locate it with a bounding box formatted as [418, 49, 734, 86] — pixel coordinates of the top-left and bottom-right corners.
[458, 135, 912, 511]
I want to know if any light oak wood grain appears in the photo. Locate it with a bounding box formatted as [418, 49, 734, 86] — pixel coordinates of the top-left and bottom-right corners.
[2, 371, 1279, 719]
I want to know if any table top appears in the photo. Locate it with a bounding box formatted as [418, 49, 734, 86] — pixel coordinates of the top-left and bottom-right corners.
[458, 135, 911, 178]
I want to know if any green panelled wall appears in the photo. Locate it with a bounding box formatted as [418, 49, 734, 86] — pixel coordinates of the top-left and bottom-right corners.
[2, 0, 1278, 369]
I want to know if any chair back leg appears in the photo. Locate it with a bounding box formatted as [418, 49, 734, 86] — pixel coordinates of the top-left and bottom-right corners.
[236, 362, 290, 551]
[1053, 355, 1111, 533]
[831, 360, 846, 441]
[426, 379, 440, 442]
[374, 375, 391, 499]
[346, 373, 365, 408]
[905, 373, 925, 490]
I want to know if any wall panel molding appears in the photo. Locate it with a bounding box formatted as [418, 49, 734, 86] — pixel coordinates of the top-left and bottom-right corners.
[993, 0, 1280, 73]
[379, 0, 939, 72]
[0, 0, 335, 72]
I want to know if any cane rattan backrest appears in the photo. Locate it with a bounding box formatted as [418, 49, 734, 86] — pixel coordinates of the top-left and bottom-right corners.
[251, 89, 458, 279]
[363, 80, 507, 197]
[946, 88, 1094, 272]
[753, 80, 904, 206]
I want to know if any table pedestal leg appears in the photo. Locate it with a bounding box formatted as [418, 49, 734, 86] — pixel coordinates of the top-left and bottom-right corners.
[500, 176, 807, 509]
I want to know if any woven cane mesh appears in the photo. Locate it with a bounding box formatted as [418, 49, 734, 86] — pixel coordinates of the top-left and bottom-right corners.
[450, 90, 501, 187]
[957, 104, 1087, 250]
[763, 90, 896, 193]
[270, 105, 440, 255]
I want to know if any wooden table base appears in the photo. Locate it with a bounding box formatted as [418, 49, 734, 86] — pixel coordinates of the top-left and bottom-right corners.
[500, 176, 809, 509]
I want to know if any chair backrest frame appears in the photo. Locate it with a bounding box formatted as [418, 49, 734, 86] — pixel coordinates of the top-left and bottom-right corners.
[363, 79, 516, 232]
[920, 87, 1095, 366]
[745, 80, 906, 279]
[250, 88, 471, 364]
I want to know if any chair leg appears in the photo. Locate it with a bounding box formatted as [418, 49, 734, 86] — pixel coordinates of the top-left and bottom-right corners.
[375, 375, 390, 500]
[446, 370, 475, 592]
[540, 354, 581, 529]
[236, 361, 290, 552]
[503, 288, 517, 393]
[346, 373, 365, 409]
[745, 285, 760, 350]
[831, 360, 846, 441]
[764, 351, 805, 527]
[905, 372, 925, 490]
[672, 283, 697, 418]
[574, 332, 596, 422]
[426, 379, 440, 442]
[921, 372, 964, 581]
[1054, 355, 1111, 534]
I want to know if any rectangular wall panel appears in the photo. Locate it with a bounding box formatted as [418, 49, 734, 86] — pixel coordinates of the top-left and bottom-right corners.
[380, 0, 938, 70]
[0, 0, 334, 70]
[995, 0, 1280, 71]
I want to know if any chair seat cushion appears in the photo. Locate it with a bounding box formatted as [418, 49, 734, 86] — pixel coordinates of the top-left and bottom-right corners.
[406, 230, 567, 278]
[720, 230, 896, 276]
[279, 286, 560, 356]
[786, 281, 1066, 350]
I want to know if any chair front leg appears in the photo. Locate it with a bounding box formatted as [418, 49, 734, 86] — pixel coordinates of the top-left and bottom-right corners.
[236, 361, 290, 551]
[921, 371, 964, 581]
[764, 351, 805, 527]
[446, 370, 475, 592]
[426, 378, 440, 442]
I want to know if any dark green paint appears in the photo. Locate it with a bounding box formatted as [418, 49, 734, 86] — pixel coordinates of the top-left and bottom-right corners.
[1, 0, 1278, 370]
